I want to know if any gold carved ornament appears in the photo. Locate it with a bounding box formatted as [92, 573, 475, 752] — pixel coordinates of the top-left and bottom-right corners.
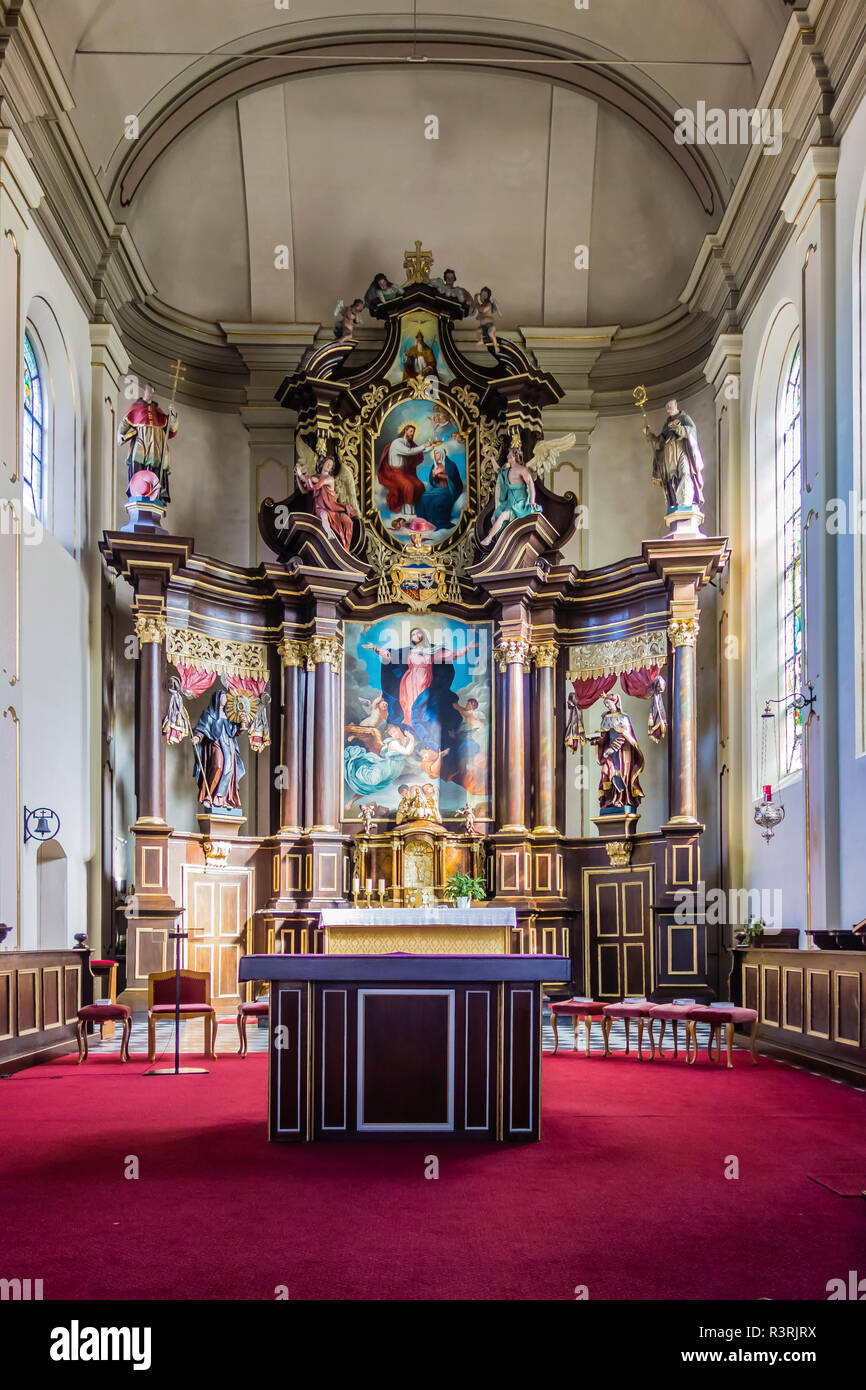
[494, 639, 531, 673]
[403, 239, 433, 283]
[668, 617, 700, 648]
[566, 630, 668, 680]
[277, 638, 306, 668]
[166, 626, 268, 680]
[133, 611, 166, 645]
[306, 636, 343, 674]
[605, 841, 635, 867]
[530, 641, 559, 669]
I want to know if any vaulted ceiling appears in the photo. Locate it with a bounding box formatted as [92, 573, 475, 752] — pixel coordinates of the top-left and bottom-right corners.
[30, 0, 792, 331]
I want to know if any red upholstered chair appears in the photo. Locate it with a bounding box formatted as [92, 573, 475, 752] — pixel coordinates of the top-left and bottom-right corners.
[649, 1000, 699, 1061]
[548, 999, 606, 1057]
[237, 1000, 269, 1057]
[147, 969, 216, 1062]
[89, 958, 119, 1039]
[76, 1004, 131, 1062]
[686, 1003, 759, 1069]
[602, 999, 656, 1059]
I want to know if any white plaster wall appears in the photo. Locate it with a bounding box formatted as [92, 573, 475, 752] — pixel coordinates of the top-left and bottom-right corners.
[13, 224, 93, 948]
[833, 93, 866, 929]
[165, 403, 252, 566]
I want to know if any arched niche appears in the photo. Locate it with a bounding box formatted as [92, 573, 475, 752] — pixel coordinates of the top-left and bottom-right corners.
[37, 839, 68, 949]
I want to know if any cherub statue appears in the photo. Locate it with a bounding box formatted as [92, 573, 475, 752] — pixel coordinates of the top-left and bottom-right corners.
[480, 446, 541, 548]
[473, 286, 500, 351]
[421, 782, 443, 824]
[457, 803, 480, 838]
[333, 297, 364, 341]
[359, 803, 376, 836]
[295, 436, 359, 551]
[431, 268, 472, 313]
[364, 272, 404, 313]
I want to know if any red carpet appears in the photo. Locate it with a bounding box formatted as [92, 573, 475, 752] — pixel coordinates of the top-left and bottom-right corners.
[2, 1049, 864, 1300]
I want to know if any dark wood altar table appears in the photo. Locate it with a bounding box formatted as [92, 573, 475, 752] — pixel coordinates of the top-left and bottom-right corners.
[238, 953, 569, 1142]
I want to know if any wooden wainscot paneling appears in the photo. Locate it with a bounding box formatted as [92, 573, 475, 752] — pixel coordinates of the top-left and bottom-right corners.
[834, 972, 862, 1048]
[782, 966, 804, 1033]
[499, 849, 522, 894]
[0, 969, 12, 1040]
[319, 988, 348, 1134]
[761, 963, 781, 1027]
[734, 948, 866, 1082]
[464, 989, 493, 1132]
[806, 968, 830, 1039]
[0, 950, 89, 1071]
[41, 965, 62, 1030]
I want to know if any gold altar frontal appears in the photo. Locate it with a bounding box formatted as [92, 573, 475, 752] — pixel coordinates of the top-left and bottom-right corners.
[317, 908, 515, 955]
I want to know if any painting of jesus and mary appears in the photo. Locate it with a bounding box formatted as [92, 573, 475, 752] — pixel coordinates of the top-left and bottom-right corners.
[374, 398, 468, 545]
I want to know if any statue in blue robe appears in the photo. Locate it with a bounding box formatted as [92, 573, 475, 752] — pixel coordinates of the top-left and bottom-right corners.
[192, 690, 245, 811]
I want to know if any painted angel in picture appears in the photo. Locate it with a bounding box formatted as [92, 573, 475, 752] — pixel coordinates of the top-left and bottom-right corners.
[295, 436, 359, 551]
[480, 446, 541, 547]
[473, 287, 500, 351]
[333, 297, 364, 341]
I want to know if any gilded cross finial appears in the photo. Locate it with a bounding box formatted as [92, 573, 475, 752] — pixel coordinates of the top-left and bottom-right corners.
[169, 358, 185, 397]
[403, 240, 433, 284]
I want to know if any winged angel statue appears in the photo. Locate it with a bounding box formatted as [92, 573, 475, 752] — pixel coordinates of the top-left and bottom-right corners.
[481, 433, 575, 547]
[295, 436, 360, 551]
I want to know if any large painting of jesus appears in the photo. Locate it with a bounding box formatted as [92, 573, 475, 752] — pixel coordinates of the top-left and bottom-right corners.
[343, 617, 491, 821]
[373, 397, 467, 546]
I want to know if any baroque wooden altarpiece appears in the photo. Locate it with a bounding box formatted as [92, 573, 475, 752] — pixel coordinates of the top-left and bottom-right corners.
[101, 259, 728, 1002]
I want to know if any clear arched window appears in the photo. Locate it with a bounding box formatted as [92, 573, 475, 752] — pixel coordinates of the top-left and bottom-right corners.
[779, 347, 802, 776]
[22, 332, 44, 518]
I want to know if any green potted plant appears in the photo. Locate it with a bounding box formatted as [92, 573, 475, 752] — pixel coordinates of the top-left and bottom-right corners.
[444, 870, 486, 910]
[736, 916, 765, 947]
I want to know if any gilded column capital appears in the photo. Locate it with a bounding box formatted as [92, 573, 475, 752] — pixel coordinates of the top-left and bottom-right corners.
[277, 638, 306, 668]
[529, 641, 559, 669]
[306, 635, 343, 675]
[493, 639, 530, 673]
[668, 617, 699, 648]
[133, 611, 166, 645]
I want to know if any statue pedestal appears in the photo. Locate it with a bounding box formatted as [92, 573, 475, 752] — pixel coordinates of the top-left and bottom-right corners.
[591, 811, 640, 840]
[122, 499, 168, 533]
[196, 811, 246, 839]
[665, 506, 705, 539]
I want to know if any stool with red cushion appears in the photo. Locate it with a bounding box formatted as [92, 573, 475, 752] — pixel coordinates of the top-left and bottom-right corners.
[237, 1000, 269, 1057]
[147, 969, 216, 1062]
[548, 999, 606, 1056]
[686, 1004, 759, 1068]
[601, 1000, 656, 1059]
[89, 958, 119, 1038]
[76, 1004, 131, 1063]
[649, 1000, 700, 1061]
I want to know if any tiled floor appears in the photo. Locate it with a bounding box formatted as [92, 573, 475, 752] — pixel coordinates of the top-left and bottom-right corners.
[91, 1007, 715, 1059]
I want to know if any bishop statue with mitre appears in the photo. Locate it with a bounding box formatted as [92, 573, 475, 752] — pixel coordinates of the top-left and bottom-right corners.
[119, 382, 179, 505]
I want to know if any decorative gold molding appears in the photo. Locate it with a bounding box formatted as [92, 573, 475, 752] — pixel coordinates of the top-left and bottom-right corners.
[166, 625, 268, 677]
[530, 641, 559, 669]
[306, 636, 343, 674]
[605, 840, 634, 867]
[493, 640, 530, 672]
[134, 612, 166, 645]
[668, 617, 700, 648]
[277, 638, 306, 668]
[566, 629, 667, 679]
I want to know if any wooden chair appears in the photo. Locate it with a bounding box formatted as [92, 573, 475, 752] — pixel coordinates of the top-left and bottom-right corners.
[147, 969, 216, 1062]
[89, 959, 119, 1039]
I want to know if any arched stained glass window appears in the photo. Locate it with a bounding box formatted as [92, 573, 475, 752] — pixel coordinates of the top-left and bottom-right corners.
[22, 332, 44, 518]
[779, 348, 802, 776]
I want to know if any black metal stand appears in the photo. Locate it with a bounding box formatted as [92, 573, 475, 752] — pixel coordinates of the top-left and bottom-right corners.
[143, 924, 209, 1076]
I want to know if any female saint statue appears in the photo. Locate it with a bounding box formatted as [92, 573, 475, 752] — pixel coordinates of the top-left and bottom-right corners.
[588, 693, 645, 812]
[480, 447, 541, 547]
